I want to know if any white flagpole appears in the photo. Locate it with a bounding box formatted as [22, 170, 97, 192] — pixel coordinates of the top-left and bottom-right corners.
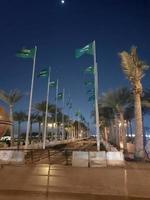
[55, 80, 58, 140]
[77, 109, 80, 139]
[93, 40, 100, 151]
[25, 46, 37, 149]
[62, 88, 65, 140]
[43, 67, 51, 149]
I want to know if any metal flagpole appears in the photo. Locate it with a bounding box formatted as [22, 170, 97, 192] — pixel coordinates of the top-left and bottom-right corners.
[77, 109, 80, 139]
[43, 67, 51, 149]
[55, 80, 58, 140]
[93, 40, 100, 151]
[62, 89, 65, 140]
[25, 46, 37, 149]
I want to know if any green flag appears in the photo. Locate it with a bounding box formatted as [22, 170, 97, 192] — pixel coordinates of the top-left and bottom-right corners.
[86, 89, 94, 95]
[57, 92, 63, 100]
[75, 42, 93, 58]
[16, 48, 35, 59]
[38, 69, 48, 77]
[68, 103, 72, 109]
[75, 111, 81, 117]
[84, 80, 94, 86]
[49, 81, 57, 87]
[66, 101, 72, 107]
[85, 66, 94, 74]
[88, 94, 95, 102]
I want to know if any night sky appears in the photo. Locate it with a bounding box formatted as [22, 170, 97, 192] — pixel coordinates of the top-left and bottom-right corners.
[0, 0, 150, 126]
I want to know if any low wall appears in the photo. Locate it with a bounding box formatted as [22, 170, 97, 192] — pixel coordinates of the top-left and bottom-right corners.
[72, 151, 124, 167]
[90, 151, 107, 167]
[0, 150, 24, 164]
[72, 151, 88, 167]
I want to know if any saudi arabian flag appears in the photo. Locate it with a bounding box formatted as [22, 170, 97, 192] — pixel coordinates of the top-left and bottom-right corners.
[88, 94, 95, 102]
[86, 89, 94, 95]
[16, 48, 35, 59]
[68, 103, 72, 109]
[75, 111, 81, 117]
[38, 69, 48, 77]
[84, 80, 94, 86]
[49, 81, 57, 87]
[75, 42, 93, 58]
[57, 92, 63, 100]
[85, 66, 94, 74]
[66, 101, 72, 107]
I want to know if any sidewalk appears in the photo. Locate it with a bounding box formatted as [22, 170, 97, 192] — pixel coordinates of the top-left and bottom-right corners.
[0, 163, 150, 199]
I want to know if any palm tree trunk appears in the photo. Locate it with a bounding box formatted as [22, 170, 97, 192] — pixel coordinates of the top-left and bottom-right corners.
[110, 120, 115, 144]
[129, 120, 133, 141]
[114, 115, 120, 147]
[120, 112, 127, 151]
[104, 127, 108, 142]
[134, 92, 144, 158]
[9, 105, 14, 146]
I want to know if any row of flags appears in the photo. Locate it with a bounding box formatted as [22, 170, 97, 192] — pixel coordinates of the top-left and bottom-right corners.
[16, 46, 85, 149]
[16, 40, 99, 150]
[16, 49, 72, 106]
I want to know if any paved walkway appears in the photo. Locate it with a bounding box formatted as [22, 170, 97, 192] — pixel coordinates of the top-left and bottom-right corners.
[0, 163, 150, 200]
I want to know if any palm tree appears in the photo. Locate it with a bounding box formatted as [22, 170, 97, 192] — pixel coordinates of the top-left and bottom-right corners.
[124, 106, 134, 140]
[13, 111, 27, 141]
[0, 89, 23, 145]
[119, 47, 149, 158]
[34, 101, 57, 140]
[29, 113, 38, 143]
[98, 106, 114, 144]
[35, 115, 43, 140]
[99, 87, 132, 151]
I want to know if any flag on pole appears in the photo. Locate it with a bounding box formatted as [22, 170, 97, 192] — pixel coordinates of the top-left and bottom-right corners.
[75, 111, 81, 117]
[68, 103, 72, 109]
[85, 66, 94, 74]
[88, 94, 95, 102]
[84, 80, 94, 86]
[16, 48, 35, 59]
[86, 89, 94, 95]
[75, 42, 93, 58]
[57, 92, 63, 100]
[66, 102, 72, 109]
[38, 69, 48, 77]
[49, 81, 57, 87]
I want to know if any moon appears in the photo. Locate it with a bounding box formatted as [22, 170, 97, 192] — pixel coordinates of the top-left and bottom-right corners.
[61, 0, 65, 4]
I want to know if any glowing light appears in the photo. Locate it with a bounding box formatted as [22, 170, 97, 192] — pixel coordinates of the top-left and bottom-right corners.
[61, 0, 65, 4]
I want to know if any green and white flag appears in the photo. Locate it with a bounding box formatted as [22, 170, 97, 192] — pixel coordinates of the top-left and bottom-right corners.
[85, 66, 94, 74]
[68, 103, 72, 109]
[86, 89, 94, 95]
[16, 48, 35, 59]
[75, 111, 81, 117]
[66, 101, 72, 108]
[49, 81, 57, 87]
[38, 69, 48, 77]
[88, 94, 95, 102]
[84, 80, 94, 86]
[57, 92, 63, 100]
[75, 42, 93, 58]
